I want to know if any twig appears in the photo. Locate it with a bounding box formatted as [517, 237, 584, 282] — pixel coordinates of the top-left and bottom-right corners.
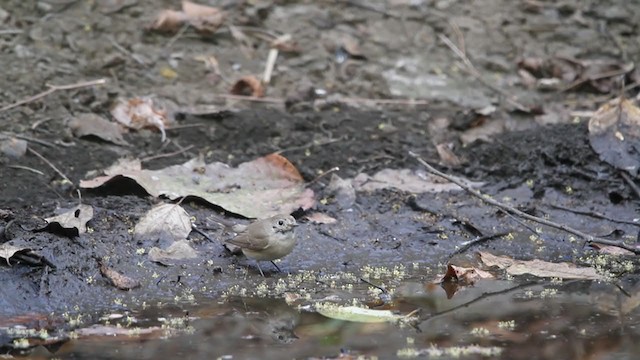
[27, 148, 73, 185]
[7, 165, 45, 175]
[0, 78, 107, 113]
[438, 34, 530, 113]
[560, 66, 634, 92]
[109, 36, 148, 66]
[344, 0, 401, 18]
[262, 47, 279, 85]
[191, 224, 217, 242]
[449, 231, 510, 259]
[276, 137, 343, 155]
[165, 23, 190, 50]
[620, 171, 640, 200]
[1, 132, 57, 148]
[419, 281, 539, 324]
[140, 144, 194, 163]
[308, 167, 340, 185]
[338, 97, 429, 106]
[214, 94, 285, 103]
[409, 151, 640, 254]
[360, 278, 388, 294]
[548, 203, 640, 227]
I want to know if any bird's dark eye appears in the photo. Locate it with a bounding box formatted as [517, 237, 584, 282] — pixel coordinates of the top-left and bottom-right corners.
[278, 220, 284, 226]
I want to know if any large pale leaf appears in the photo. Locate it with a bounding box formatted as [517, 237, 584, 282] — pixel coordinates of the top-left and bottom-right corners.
[80, 154, 315, 218]
[315, 303, 404, 323]
[133, 204, 192, 246]
[479, 252, 604, 280]
[352, 169, 483, 193]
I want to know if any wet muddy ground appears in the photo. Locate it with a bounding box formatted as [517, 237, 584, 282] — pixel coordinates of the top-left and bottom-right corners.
[1, 0, 640, 358]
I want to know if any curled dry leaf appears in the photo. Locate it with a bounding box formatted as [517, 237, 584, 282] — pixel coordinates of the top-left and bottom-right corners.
[99, 262, 141, 290]
[110, 97, 169, 141]
[230, 75, 265, 97]
[588, 97, 640, 176]
[149, 0, 225, 34]
[442, 264, 495, 285]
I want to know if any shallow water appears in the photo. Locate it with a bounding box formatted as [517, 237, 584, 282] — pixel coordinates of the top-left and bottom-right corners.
[11, 272, 640, 360]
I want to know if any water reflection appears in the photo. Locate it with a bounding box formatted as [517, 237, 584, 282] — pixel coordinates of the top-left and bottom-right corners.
[9, 277, 640, 359]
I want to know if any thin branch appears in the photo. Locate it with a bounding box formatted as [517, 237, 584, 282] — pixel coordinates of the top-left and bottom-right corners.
[409, 151, 640, 254]
[6, 165, 45, 175]
[27, 147, 73, 185]
[620, 171, 640, 200]
[1, 78, 107, 113]
[438, 34, 530, 113]
[140, 144, 194, 163]
[548, 203, 640, 227]
[448, 231, 510, 259]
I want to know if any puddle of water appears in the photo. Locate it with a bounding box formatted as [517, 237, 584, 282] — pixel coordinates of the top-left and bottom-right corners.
[4, 270, 640, 359]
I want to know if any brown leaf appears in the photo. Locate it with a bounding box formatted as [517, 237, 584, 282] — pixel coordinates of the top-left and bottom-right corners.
[99, 263, 140, 290]
[442, 264, 494, 285]
[230, 75, 265, 97]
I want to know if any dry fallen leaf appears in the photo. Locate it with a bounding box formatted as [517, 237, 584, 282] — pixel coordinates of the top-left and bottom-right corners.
[99, 262, 141, 290]
[352, 169, 483, 193]
[588, 97, 640, 176]
[0, 243, 30, 263]
[149, 240, 198, 265]
[110, 97, 170, 141]
[149, 0, 226, 34]
[230, 75, 265, 97]
[81, 154, 314, 219]
[442, 264, 495, 285]
[45, 204, 94, 236]
[478, 251, 605, 280]
[134, 204, 192, 247]
[68, 113, 129, 146]
[304, 212, 337, 224]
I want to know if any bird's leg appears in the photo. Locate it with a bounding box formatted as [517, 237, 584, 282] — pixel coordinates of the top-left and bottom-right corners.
[270, 261, 282, 272]
[256, 262, 266, 277]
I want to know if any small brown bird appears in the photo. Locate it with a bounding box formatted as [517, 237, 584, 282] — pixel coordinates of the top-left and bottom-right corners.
[226, 214, 298, 276]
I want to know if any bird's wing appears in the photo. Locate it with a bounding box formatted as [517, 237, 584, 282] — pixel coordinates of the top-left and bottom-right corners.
[226, 231, 269, 251]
